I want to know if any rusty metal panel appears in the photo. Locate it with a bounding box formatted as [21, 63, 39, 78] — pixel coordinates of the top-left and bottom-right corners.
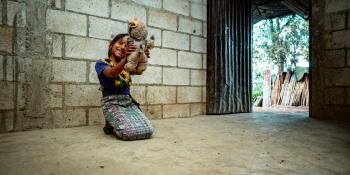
[207, 0, 252, 114]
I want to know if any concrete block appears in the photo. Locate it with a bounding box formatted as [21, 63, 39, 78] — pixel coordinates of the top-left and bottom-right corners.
[22, 116, 53, 130]
[348, 49, 350, 67]
[89, 17, 126, 40]
[163, 0, 190, 16]
[7, 1, 26, 27]
[324, 15, 332, 31]
[47, 34, 63, 57]
[47, 9, 87, 36]
[17, 82, 25, 109]
[148, 27, 162, 47]
[48, 84, 63, 108]
[65, 35, 109, 60]
[89, 62, 99, 83]
[0, 27, 13, 53]
[111, 1, 147, 22]
[148, 10, 177, 31]
[66, 0, 108, 17]
[132, 66, 162, 84]
[0, 2, 2, 24]
[88, 108, 105, 125]
[326, 0, 350, 13]
[349, 11, 350, 28]
[331, 30, 350, 49]
[311, 105, 350, 120]
[178, 51, 202, 68]
[190, 103, 205, 116]
[0, 55, 3, 80]
[325, 87, 345, 104]
[52, 109, 86, 128]
[0, 82, 14, 110]
[203, 22, 207, 37]
[147, 86, 176, 104]
[191, 36, 206, 53]
[163, 67, 190, 85]
[51, 59, 86, 82]
[149, 48, 177, 66]
[190, 103, 201, 116]
[0, 111, 14, 132]
[52, 34, 62, 57]
[191, 70, 206, 85]
[130, 85, 146, 105]
[323, 49, 345, 67]
[179, 17, 202, 35]
[201, 103, 206, 113]
[140, 105, 148, 114]
[203, 54, 207, 69]
[325, 69, 350, 86]
[131, 0, 162, 9]
[347, 88, 350, 105]
[324, 32, 333, 49]
[65, 84, 102, 106]
[0, 81, 24, 109]
[191, 0, 202, 3]
[202, 86, 206, 102]
[163, 31, 189, 50]
[177, 86, 202, 103]
[163, 104, 190, 118]
[5, 56, 14, 81]
[4, 57, 27, 82]
[191, 2, 206, 21]
[13, 110, 24, 131]
[145, 105, 162, 119]
[54, 0, 62, 9]
[329, 12, 346, 30]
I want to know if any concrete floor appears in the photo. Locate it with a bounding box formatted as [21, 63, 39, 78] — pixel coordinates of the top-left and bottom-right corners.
[0, 111, 349, 175]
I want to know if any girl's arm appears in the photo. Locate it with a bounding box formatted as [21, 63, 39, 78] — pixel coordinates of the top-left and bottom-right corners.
[102, 58, 127, 79]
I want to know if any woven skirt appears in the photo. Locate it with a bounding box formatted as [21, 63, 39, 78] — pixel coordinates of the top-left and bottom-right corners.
[101, 94, 154, 140]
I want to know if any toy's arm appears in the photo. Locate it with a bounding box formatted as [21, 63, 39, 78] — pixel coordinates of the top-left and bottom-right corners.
[146, 39, 155, 49]
[146, 35, 155, 49]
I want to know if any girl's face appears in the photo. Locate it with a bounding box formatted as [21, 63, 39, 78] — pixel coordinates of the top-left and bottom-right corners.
[111, 36, 127, 60]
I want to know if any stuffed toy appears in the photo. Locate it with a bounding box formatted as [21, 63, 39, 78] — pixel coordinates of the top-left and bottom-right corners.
[124, 17, 155, 74]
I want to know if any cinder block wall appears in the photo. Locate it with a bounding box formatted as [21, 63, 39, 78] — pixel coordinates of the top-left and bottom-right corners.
[311, 0, 350, 120]
[0, 0, 207, 132]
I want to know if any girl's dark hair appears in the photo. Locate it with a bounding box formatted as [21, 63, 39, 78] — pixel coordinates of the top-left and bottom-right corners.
[108, 33, 128, 58]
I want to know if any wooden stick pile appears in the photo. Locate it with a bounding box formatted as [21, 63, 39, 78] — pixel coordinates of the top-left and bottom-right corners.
[269, 71, 309, 106]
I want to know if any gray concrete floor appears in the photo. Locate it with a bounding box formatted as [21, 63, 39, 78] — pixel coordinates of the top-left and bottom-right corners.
[0, 111, 349, 175]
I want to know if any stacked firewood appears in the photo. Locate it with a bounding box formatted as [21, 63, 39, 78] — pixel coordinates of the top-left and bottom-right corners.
[269, 71, 309, 106]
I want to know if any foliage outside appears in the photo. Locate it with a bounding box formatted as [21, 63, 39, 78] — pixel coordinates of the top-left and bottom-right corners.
[252, 15, 309, 103]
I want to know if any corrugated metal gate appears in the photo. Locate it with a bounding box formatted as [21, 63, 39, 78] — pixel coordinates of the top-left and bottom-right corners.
[207, 0, 252, 114]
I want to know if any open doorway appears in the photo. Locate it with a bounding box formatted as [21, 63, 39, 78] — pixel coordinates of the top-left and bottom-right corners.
[251, 1, 310, 113]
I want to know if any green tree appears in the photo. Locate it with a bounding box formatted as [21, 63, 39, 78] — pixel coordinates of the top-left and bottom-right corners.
[285, 16, 309, 70]
[253, 15, 309, 74]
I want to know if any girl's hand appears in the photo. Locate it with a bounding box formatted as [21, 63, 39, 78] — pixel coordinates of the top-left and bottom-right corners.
[126, 44, 136, 57]
[129, 71, 141, 75]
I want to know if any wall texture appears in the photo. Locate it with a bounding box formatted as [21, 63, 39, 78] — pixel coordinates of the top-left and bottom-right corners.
[311, 0, 350, 120]
[0, 0, 207, 132]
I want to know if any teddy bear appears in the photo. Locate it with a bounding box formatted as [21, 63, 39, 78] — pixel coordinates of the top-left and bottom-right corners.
[124, 17, 155, 74]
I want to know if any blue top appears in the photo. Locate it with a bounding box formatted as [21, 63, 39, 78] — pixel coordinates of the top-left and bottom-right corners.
[95, 59, 131, 97]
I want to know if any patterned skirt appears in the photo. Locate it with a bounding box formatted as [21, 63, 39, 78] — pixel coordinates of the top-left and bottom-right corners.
[101, 94, 154, 141]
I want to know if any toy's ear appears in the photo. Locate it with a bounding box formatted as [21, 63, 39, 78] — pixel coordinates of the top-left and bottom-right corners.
[128, 17, 140, 28]
[128, 20, 137, 28]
